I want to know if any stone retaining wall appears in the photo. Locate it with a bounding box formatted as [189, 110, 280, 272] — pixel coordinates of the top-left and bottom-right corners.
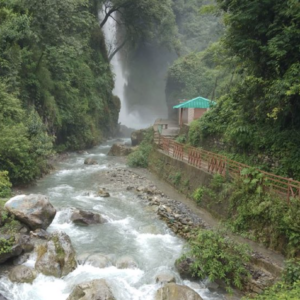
[149, 149, 230, 219]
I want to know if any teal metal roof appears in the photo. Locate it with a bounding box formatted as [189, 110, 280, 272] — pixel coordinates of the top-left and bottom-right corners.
[173, 97, 216, 109]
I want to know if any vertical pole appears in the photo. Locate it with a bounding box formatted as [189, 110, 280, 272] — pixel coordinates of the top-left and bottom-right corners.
[287, 178, 292, 204]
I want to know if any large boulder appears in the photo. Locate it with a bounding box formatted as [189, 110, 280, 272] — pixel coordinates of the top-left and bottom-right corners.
[67, 279, 115, 300]
[131, 129, 147, 146]
[155, 283, 203, 300]
[0, 234, 33, 264]
[35, 232, 77, 277]
[70, 209, 107, 226]
[9, 265, 37, 283]
[84, 158, 98, 165]
[5, 194, 56, 230]
[107, 143, 133, 156]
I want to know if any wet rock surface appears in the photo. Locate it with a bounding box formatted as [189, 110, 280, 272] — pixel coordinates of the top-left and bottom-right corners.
[8, 265, 37, 283]
[115, 256, 138, 269]
[155, 283, 203, 300]
[70, 208, 107, 226]
[84, 157, 98, 165]
[67, 279, 115, 300]
[35, 231, 77, 277]
[98, 188, 110, 198]
[5, 194, 56, 230]
[155, 273, 176, 284]
[78, 253, 112, 268]
[107, 143, 133, 156]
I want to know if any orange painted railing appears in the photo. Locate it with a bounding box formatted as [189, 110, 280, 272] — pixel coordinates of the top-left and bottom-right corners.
[158, 136, 300, 203]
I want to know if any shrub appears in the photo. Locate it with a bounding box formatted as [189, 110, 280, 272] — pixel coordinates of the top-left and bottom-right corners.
[193, 187, 204, 205]
[0, 171, 11, 198]
[127, 128, 154, 168]
[185, 229, 250, 291]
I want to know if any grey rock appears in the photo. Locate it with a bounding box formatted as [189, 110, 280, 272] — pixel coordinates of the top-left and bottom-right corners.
[70, 209, 107, 226]
[107, 143, 133, 156]
[5, 194, 56, 230]
[175, 257, 197, 280]
[30, 229, 51, 240]
[115, 256, 138, 269]
[155, 283, 203, 300]
[98, 189, 110, 198]
[35, 232, 77, 277]
[84, 158, 98, 165]
[67, 279, 115, 300]
[9, 265, 37, 283]
[155, 273, 176, 284]
[77, 253, 112, 268]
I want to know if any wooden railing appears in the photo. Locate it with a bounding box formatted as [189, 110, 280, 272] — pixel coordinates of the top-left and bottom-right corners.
[158, 136, 300, 203]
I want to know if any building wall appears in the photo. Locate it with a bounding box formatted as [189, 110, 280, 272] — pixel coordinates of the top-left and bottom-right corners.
[194, 108, 207, 120]
[182, 108, 189, 124]
[188, 108, 194, 123]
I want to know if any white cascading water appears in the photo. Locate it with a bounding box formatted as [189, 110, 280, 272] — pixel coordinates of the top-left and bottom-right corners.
[101, 11, 157, 129]
[0, 139, 225, 300]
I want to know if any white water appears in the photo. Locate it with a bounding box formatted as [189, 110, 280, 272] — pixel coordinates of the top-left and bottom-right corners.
[0, 139, 225, 299]
[101, 11, 157, 129]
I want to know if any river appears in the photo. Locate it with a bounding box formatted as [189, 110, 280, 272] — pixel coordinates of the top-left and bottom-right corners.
[0, 139, 225, 300]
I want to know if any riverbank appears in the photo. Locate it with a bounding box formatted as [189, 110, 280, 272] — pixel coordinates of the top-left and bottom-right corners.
[1, 141, 227, 300]
[96, 158, 283, 296]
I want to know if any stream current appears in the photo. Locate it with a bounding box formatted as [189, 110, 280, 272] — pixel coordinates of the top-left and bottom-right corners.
[0, 139, 224, 300]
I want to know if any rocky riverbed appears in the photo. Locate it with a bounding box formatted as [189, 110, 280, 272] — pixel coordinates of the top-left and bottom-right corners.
[0, 140, 229, 300]
[0, 138, 284, 299]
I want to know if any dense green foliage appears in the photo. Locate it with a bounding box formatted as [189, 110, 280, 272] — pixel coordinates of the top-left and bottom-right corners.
[172, 0, 222, 54]
[167, 0, 300, 180]
[165, 1, 226, 114]
[127, 128, 154, 168]
[0, 171, 11, 198]
[183, 229, 250, 291]
[200, 170, 300, 257]
[0, 0, 120, 184]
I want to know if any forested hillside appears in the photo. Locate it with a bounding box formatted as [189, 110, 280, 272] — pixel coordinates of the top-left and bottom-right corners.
[0, 0, 120, 186]
[166, 0, 300, 180]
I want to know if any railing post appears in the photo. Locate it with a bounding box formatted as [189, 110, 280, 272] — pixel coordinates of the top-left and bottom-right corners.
[287, 178, 292, 204]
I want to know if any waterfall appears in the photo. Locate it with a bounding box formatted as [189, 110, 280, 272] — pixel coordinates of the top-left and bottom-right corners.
[101, 11, 141, 129]
[100, 9, 172, 129]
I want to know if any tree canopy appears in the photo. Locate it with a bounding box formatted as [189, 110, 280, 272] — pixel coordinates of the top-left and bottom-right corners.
[0, 0, 120, 184]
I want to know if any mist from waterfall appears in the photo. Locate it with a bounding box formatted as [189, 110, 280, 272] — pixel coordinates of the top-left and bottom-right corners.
[101, 10, 175, 129]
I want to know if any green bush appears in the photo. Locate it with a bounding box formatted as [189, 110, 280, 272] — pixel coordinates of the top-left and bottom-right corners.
[0, 171, 11, 198]
[246, 281, 300, 300]
[184, 229, 250, 291]
[0, 237, 13, 255]
[175, 135, 186, 144]
[127, 128, 154, 168]
[282, 259, 300, 285]
[193, 187, 204, 205]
